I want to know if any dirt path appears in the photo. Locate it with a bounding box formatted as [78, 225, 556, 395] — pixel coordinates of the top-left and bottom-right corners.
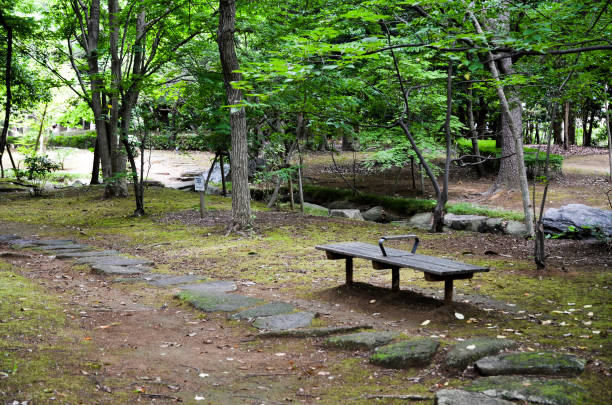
[564, 154, 611, 176]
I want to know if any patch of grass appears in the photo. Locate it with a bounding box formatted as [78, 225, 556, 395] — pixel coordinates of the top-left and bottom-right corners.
[445, 202, 524, 221]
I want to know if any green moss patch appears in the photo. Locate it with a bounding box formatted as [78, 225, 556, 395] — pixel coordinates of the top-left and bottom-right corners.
[370, 338, 439, 369]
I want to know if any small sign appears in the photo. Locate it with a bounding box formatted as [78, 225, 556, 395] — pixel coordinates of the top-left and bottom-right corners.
[194, 175, 205, 191]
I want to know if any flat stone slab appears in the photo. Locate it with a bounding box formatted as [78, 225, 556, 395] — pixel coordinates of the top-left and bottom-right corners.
[91, 264, 152, 276]
[258, 325, 373, 338]
[324, 331, 400, 350]
[466, 376, 587, 405]
[436, 389, 514, 405]
[180, 281, 237, 294]
[147, 275, 205, 287]
[445, 337, 518, 370]
[38, 244, 91, 251]
[177, 291, 263, 312]
[475, 352, 585, 376]
[36, 239, 77, 246]
[55, 250, 118, 258]
[0, 234, 20, 242]
[370, 338, 439, 369]
[230, 302, 295, 320]
[252, 311, 315, 331]
[75, 256, 154, 267]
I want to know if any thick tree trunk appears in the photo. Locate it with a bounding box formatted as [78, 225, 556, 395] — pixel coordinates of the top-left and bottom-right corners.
[218, 0, 251, 230]
[91, 136, 101, 184]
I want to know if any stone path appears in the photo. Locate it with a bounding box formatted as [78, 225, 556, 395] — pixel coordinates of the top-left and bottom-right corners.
[1, 233, 591, 405]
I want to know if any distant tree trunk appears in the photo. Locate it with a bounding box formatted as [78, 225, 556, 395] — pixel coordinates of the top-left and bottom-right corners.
[584, 106, 595, 146]
[606, 84, 611, 182]
[552, 104, 563, 145]
[91, 137, 101, 184]
[433, 62, 453, 232]
[467, 86, 484, 177]
[535, 123, 540, 144]
[0, 13, 12, 162]
[342, 132, 356, 151]
[218, 0, 251, 231]
[34, 103, 48, 154]
[563, 101, 570, 150]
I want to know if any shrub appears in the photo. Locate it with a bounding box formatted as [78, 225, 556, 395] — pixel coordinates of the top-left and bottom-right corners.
[23, 155, 61, 196]
[48, 131, 97, 149]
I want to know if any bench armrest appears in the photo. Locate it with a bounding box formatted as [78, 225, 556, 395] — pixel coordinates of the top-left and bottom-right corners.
[378, 235, 419, 256]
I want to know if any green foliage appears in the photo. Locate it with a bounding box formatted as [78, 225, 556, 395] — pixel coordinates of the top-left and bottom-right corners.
[445, 202, 524, 221]
[22, 155, 61, 196]
[48, 131, 97, 149]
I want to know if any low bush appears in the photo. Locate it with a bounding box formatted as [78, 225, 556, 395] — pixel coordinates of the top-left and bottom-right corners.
[48, 131, 97, 149]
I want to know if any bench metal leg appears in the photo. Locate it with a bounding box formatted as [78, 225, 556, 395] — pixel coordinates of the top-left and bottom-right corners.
[391, 267, 400, 291]
[345, 257, 353, 285]
[444, 280, 453, 303]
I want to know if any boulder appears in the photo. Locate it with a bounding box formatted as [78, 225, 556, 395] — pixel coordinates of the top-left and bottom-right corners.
[543, 204, 612, 238]
[330, 209, 364, 220]
[444, 214, 488, 232]
[201, 162, 231, 184]
[475, 352, 585, 376]
[408, 212, 433, 229]
[362, 206, 387, 222]
[484, 218, 504, 233]
[504, 221, 529, 237]
[302, 202, 329, 216]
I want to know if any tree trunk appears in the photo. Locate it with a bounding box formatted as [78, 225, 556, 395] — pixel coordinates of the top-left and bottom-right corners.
[606, 84, 611, 182]
[34, 103, 48, 154]
[552, 104, 562, 145]
[563, 101, 570, 150]
[0, 14, 12, 161]
[91, 136, 101, 184]
[569, 107, 576, 145]
[218, 0, 251, 231]
[467, 85, 484, 177]
[535, 123, 540, 144]
[433, 62, 453, 232]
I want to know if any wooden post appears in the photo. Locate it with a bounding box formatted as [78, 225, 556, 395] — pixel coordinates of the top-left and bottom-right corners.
[444, 280, 453, 304]
[391, 267, 400, 291]
[345, 257, 353, 285]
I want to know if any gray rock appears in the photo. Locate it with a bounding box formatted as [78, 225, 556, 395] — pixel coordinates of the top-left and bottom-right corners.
[36, 239, 77, 246]
[203, 162, 231, 184]
[180, 281, 237, 293]
[166, 180, 195, 190]
[258, 325, 373, 338]
[38, 244, 91, 251]
[143, 180, 164, 188]
[324, 331, 400, 350]
[485, 218, 504, 233]
[91, 264, 152, 276]
[408, 212, 433, 229]
[370, 338, 439, 369]
[177, 291, 263, 312]
[252, 311, 315, 331]
[435, 389, 514, 405]
[147, 275, 205, 287]
[55, 250, 118, 258]
[204, 185, 223, 195]
[466, 376, 587, 405]
[543, 203, 612, 238]
[475, 352, 585, 376]
[445, 338, 518, 370]
[504, 220, 529, 237]
[0, 234, 20, 242]
[302, 202, 329, 216]
[444, 214, 488, 232]
[75, 256, 154, 267]
[329, 209, 364, 220]
[230, 302, 295, 320]
[362, 206, 387, 222]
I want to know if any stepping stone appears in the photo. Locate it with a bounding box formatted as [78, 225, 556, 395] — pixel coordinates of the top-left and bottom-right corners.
[230, 302, 295, 320]
[436, 389, 514, 405]
[466, 376, 587, 405]
[370, 338, 439, 369]
[177, 291, 263, 312]
[324, 331, 400, 350]
[91, 264, 152, 276]
[252, 311, 315, 331]
[180, 281, 237, 294]
[475, 352, 585, 376]
[75, 256, 154, 267]
[445, 337, 518, 370]
[147, 275, 205, 287]
[38, 244, 90, 251]
[258, 325, 373, 338]
[36, 239, 77, 246]
[0, 234, 20, 242]
[56, 250, 118, 259]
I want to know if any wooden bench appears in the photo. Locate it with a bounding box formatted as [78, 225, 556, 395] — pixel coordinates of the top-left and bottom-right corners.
[316, 235, 489, 303]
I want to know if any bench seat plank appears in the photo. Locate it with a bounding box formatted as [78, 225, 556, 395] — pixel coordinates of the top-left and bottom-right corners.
[316, 242, 488, 276]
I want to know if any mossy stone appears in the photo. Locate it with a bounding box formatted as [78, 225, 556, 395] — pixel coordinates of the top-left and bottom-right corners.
[436, 389, 514, 405]
[475, 352, 585, 376]
[230, 302, 295, 320]
[370, 338, 439, 369]
[466, 376, 587, 405]
[324, 331, 400, 350]
[252, 311, 315, 331]
[258, 325, 372, 338]
[445, 337, 518, 369]
[177, 291, 263, 312]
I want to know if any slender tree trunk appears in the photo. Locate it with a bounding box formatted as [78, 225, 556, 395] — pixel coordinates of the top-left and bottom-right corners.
[535, 123, 540, 144]
[220, 153, 227, 196]
[0, 14, 12, 161]
[218, 0, 251, 231]
[563, 101, 570, 150]
[91, 136, 101, 184]
[470, 11, 534, 235]
[606, 84, 611, 182]
[34, 103, 48, 154]
[569, 107, 576, 145]
[433, 62, 453, 232]
[467, 85, 484, 177]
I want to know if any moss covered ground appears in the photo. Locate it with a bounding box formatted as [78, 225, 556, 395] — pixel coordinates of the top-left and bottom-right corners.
[0, 186, 610, 404]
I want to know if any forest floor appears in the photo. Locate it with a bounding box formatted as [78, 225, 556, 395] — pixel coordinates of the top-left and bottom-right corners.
[0, 181, 610, 404]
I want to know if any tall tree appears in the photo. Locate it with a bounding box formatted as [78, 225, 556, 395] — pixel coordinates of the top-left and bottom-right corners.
[218, 0, 251, 231]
